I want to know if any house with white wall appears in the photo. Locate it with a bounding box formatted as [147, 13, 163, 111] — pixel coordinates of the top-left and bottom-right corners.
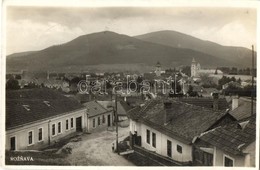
[6, 88, 87, 151]
[128, 99, 236, 164]
[193, 116, 256, 167]
[83, 101, 113, 132]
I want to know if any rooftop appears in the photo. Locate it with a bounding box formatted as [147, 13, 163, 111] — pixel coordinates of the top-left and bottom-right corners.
[6, 88, 85, 130]
[175, 97, 229, 111]
[128, 99, 232, 143]
[230, 97, 256, 120]
[198, 116, 256, 155]
[83, 100, 112, 118]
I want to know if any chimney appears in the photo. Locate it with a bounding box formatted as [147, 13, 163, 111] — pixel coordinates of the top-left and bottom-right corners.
[212, 92, 219, 111]
[232, 96, 239, 110]
[164, 101, 172, 125]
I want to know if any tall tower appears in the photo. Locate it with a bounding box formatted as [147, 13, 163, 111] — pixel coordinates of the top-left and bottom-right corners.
[155, 61, 161, 77]
[191, 58, 197, 77]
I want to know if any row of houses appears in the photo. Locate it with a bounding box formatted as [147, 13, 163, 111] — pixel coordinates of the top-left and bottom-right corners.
[6, 88, 116, 151]
[127, 96, 256, 167]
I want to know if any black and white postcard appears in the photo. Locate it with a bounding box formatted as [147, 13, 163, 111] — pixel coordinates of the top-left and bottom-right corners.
[1, 0, 259, 169]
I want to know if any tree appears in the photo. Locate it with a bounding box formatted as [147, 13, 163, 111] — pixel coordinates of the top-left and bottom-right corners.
[181, 66, 191, 77]
[171, 81, 182, 94]
[15, 75, 22, 79]
[230, 77, 236, 82]
[70, 77, 81, 85]
[237, 78, 242, 84]
[105, 81, 111, 89]
[6, 79, 20, 90]
[199, 73, 217, 88]
[187, 85, 193, 94]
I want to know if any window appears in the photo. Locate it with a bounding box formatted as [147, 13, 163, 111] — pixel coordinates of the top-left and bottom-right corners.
[167, 140, 172, 157]
[71, 118, 74, 128]
[102, 115, 105, 124]
[152, 132, 156, 148]
[146, 129, 150, 144]
[98, 117, 101, 126]
[28, 131, 33, 145]
[93, 118, 95, 128]
[52, 124, 56, 136]
[203, 152, 213, 166]
[177, 145, 182, 153]
[58, 122, 62, 134]
[38, 128, 43, 141]
[66, 119, 69, 130]
[224, 156, 234, 167]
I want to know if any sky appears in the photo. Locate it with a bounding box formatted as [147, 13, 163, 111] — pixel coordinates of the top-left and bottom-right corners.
[5, 6, 257, 55]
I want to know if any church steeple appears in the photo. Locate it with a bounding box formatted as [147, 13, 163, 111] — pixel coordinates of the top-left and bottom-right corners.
[155, 61, 162, 77]
[191, 58, 197, 77]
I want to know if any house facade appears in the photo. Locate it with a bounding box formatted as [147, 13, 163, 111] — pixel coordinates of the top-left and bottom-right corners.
[129, 119, 193, 162]
[6, 89, 87, 151]
[193, 116, 256, 167]
[83, 101, 113, 132]
[128, 99, 236, 164]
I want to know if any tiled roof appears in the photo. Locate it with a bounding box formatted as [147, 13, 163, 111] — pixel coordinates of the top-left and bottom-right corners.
[6, 89, 85, 130]
[83, 101, 111, 118]
[74, 93, 113, 103]
[230, 98, 256, 120]
[114, 101, 132, 116]
[119, 101, 133, 112]
[198, 116, 256, 155]
[176, 98, 229, 111]
[97, 100, 132, 116]
[128, 99, 230, 143]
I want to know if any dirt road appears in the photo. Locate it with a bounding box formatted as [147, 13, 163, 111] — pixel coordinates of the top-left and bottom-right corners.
[64, 127, 134, 166]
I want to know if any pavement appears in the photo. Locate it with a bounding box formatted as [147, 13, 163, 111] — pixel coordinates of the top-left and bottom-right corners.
[64, 126, 135, 166]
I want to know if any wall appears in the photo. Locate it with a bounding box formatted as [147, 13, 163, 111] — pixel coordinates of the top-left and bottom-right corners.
[243, 141, 256, 167]
[214, 147, 245, 167]
[129, 119, 141, 134]
[130, 119, 192, 163]
[87, 111, 113, 132]
[6, 109, 86, 150]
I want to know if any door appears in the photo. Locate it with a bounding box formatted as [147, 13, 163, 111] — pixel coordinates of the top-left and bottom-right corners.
[76, 117, 82, 132]
[10, 137, 16, 151]
[107, 115, 111, 127]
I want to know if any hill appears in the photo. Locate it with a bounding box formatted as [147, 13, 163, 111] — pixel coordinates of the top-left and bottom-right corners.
[6, 31, 238, 72]
[135, 30, 254, 67]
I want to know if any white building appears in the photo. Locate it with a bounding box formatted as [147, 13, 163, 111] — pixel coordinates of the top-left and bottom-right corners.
[6, 89, 87, 151]
[128, 99, 236, 164]
[191, 58, 223, 79]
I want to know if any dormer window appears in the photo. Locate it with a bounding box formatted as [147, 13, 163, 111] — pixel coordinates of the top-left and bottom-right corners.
[22, 105, 30, 111]
[43, 101, 51, 107]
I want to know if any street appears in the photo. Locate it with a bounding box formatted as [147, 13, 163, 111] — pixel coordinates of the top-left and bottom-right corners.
[64, 127, 134, 166]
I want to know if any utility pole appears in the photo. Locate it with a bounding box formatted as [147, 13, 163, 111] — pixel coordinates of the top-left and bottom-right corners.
[251, 45, 255, 116]
[174, 74, 177, 94]
[115, 93, 119, 153]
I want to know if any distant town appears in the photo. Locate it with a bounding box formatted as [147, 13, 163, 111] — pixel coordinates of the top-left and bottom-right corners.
[5, 57, 256, 167]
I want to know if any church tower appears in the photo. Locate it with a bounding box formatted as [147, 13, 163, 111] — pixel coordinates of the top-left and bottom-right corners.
[191, 58, 197, 77]
[155, 61, 161, 77]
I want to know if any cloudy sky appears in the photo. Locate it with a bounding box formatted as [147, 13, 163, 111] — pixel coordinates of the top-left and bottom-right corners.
[6, 6, 257, 55]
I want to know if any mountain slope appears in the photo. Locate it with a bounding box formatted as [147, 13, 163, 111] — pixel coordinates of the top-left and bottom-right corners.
[135, 30, 254, 67]
[7, 31, 236, 72]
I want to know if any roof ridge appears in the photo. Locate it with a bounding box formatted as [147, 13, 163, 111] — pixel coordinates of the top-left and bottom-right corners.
[95, 100, 110, 111]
